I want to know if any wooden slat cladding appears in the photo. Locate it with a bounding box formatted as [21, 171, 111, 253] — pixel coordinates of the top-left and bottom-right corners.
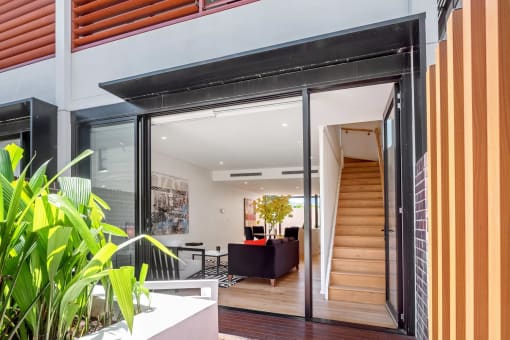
[427, 0, 508, 339]
[0, 0, 55, 71]
[72, 0, 199, 49]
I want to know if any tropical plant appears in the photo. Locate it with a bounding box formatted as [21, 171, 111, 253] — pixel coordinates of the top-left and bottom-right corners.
[254, 195, 293, 234]
[0, 144, 176, 339]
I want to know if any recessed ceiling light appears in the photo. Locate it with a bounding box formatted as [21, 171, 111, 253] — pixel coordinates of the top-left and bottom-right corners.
[101, 185, 106, 188]
[244, 181, 248, 185]
[98, 169, 109, 174]
[281, 123, 288, 127]
[161, 136, 167, 140]
[219, 161, 224, 165]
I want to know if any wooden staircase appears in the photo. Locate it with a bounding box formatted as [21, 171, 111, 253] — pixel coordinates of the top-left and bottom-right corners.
[328, 160, 385, 304]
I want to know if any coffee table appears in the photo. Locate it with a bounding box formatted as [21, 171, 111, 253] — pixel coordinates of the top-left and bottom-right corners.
[193, 250, 228, 274]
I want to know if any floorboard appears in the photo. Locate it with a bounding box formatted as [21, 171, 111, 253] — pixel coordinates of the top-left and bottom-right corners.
[218, 255, 397, 328]
[219, 308, 411, 340]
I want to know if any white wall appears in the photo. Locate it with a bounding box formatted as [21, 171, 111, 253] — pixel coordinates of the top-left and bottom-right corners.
[341, 127, 380, 161]
[69, 0, 436, 110]
[319, 125, 343, 294]
[0, 58, 56, 104]
[152, 151, 254, 250]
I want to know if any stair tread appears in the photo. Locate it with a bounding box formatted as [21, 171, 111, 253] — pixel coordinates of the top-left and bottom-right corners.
[329, 284, 384, 293]
[332, 258, 385, 263]
[331, 270, 385, 276]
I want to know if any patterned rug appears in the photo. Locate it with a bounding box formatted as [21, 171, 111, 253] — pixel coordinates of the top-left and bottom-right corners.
[187, 259, 245, 288]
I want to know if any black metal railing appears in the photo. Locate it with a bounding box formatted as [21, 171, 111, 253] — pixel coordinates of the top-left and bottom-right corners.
[438, 0, 463, 39]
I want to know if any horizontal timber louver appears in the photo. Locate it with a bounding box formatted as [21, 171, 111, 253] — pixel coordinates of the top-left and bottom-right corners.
[72, 0, 199, 49]
[0, 0, 56, 71]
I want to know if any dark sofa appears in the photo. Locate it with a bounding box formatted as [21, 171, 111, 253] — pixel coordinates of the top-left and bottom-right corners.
[228, 238, 299, 286]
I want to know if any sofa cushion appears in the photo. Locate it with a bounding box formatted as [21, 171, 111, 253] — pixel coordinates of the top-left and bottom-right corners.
[266, 238, 283, 246]
[244, 238, 267, 246]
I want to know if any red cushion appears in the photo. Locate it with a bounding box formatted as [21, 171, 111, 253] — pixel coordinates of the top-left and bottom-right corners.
[244, 238, 267, 246]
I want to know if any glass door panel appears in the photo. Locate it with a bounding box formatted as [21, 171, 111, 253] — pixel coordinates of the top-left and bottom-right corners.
[383, 87, 402, 325]
[78, 122, 136, 267]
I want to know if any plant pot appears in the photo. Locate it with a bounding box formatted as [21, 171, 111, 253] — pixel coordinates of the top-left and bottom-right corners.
[79, 288, 218, 339]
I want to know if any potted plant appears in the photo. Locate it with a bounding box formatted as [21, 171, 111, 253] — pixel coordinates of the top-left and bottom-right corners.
[254, 195, 293, 236]
[0, 144, 177, 339]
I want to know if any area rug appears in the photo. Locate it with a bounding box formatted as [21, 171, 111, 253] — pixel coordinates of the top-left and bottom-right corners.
[187, 259, 245, 288]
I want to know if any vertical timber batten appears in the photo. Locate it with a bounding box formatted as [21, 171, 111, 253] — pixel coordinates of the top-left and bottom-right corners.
[446, 10, 465, 340]
[426, 65, 438, 340]
[463, 0, 488, 339]
[486, 0, 510, 339]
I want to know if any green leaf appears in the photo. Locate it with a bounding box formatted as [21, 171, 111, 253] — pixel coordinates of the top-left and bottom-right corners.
[5, 144, 23, 173]
[117, 234, 180, 261]
[46, 149, 93, 189]
[109, 267, 135, 333]
[33, 196, 54, 231]
[139, 263, 148, 286]
[91, 193, 110, 210]
[47, 226, 72, 280]
[100, 223, 128, 238]
[47, 194, 100, 254]
[79, 242, 117, 278]
[58, 177, 91, 208]
[0, 149, 14, 182]
[28, 160, 49, 194]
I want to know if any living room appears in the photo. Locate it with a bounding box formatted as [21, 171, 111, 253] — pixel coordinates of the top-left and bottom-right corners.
[141, 83, 395, 326]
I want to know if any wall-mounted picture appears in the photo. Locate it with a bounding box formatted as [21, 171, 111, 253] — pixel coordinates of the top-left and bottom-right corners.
[244, 198, 256, 227]
[151, 172, 189, 235]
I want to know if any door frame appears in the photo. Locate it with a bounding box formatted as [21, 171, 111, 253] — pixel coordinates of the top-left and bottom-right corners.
[382, 83, 404, 327]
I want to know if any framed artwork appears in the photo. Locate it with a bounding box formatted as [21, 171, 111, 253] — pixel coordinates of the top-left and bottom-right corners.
[151, 172, 189, 235]
[244, 198, 256, 227]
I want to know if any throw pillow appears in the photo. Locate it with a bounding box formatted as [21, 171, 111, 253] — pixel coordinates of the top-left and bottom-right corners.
[244, 238, 267, 246]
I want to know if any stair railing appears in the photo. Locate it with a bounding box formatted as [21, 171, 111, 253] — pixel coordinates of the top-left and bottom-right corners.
[323, 129, 343, 299]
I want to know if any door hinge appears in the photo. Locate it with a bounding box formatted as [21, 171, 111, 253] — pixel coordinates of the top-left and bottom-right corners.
[399, 207, 403, 214]
[400, 313, 405, 321]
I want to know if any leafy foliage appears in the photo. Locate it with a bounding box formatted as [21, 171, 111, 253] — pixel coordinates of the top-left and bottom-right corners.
[0, 145, 176, 339]
[254, 195, 294, 228]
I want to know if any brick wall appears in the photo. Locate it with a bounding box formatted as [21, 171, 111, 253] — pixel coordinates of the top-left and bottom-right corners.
[415, 154, 428, 339]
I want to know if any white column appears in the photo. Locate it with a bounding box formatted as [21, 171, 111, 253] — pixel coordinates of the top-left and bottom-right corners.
[55, 0, 73, 171]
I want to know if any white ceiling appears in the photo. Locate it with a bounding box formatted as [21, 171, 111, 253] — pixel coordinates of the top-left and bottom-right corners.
[221, 177, 320, 196]
[152, 83, 393, 171]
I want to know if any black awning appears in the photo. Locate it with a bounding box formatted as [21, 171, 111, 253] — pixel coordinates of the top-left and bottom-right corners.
[99, 15, 420, 101]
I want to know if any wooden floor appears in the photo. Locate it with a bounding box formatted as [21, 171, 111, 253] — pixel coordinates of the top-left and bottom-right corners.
[219, 308, 410, 340]
[219, 255, 397, 328]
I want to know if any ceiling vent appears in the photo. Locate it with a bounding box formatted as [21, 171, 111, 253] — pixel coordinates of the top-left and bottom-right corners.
[229, 172, 263, 178]
[281, 170, 318, 175]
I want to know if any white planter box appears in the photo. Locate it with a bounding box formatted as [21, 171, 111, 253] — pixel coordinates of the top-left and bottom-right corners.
[80, 290, 218, 340]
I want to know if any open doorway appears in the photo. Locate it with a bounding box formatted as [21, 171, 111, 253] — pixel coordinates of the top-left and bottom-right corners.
[309, 83, 402, 328]
[144, 82, 405, 327]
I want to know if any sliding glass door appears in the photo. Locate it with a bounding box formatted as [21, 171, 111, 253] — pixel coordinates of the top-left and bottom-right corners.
[77, 121, 137, 267]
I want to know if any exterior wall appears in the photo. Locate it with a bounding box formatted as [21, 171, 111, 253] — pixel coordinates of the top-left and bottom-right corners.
[0, 58, 56, 104]
[70, 0, 437, 110]
[415, 154, 429, 340]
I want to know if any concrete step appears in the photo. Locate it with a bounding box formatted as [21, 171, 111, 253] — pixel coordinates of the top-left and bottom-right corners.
[338, 207, 384, 216]
[331, 258, 385, 275]
[334, 235, 384, 248]
[328, 284, 385, 304]
[342, 184, 382, 193]
[330, 271, 385, 289]
[338, 215, 385, 226]
[333, 246, 385, 260]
